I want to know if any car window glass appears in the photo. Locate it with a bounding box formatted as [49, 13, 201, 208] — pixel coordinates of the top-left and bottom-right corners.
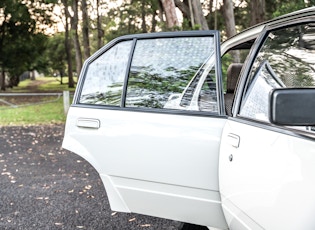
[240, 23, 315, 125]
[198, 69, 217, 112]
[222, 49, 250, 91]
[125, 36, 217, 112]
[79, 41, 133, 106]
[240, 61, 284, 121]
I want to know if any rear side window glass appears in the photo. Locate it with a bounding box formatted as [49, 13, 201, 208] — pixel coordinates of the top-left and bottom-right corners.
[80, 41, 133, 106]
[125, 37, 216, 111]
[198, 70, 217, 112]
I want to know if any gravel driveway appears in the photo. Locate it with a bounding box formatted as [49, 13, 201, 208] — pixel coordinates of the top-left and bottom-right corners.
[0, 124, 182, 230]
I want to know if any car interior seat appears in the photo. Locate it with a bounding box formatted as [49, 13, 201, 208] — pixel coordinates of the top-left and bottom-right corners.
[225, 63, 243, 116]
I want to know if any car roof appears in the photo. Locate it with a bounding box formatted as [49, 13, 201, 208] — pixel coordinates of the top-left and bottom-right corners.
[221, 6, 315, 54]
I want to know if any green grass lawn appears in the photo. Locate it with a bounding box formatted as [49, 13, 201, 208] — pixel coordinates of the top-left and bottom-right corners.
[0, 98, 66, 125]
[0, 77, 76, 126]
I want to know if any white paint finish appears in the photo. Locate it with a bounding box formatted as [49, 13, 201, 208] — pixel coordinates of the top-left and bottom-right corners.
[109, 176, 228, 228]
[63, 106, 228, 228]
[100, 175, 130, 212]
[219, 120, 315, 230]
[64, 107, 226, 190]
[220, 196, 263, 230]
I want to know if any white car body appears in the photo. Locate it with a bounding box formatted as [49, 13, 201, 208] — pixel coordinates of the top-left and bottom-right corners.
[63, 7, 315, 230]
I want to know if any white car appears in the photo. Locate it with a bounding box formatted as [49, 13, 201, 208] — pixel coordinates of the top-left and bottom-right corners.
[63, 7, 315, 230]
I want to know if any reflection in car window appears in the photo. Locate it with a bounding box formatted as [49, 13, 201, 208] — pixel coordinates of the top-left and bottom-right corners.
[80, 41, 132, 106]
[198, 68, 217, 112]
[240, 23, 315, 124]
[125, 37, 215, 111]
[240, 61, 284, 121]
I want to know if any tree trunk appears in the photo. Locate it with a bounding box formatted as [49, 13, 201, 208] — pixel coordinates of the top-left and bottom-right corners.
[62, 0, 75, 88]
[160, 0, 180, 28]
[221, 0, 240, 62]
[158, 0, 164, 23]
[82, 0, 90, 60]
[0, 68, 5, 91]
[0, 21, 6, 91]
[96, 0, 104, 49]
[59, 68, 65, 85]
[141, 0, 147, 33]
[207, 0, 214, 29]
[9, 75, 19, 87]
[174, 0, 190, 18]
[71, 0, 83, 77]
[151, 10, 158, 32]
[191, 0, 209, 30]
[250, 0, 265, 26]
[30, 70, 35, 80]
[222, 0, 236, 38]
[175, 0, 208, 30]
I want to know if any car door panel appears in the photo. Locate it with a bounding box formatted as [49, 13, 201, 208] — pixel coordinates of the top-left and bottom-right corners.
[220, 120, 315, 229]
[64, 106, 228, 228]
[63, 30, 229, 228]
[218, 18, 315, 229]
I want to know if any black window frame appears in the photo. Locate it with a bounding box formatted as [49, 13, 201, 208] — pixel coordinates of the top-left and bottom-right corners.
[72, 30, 226, 117]
[231, 17, 315, 139]
[234, 18, 315, 120]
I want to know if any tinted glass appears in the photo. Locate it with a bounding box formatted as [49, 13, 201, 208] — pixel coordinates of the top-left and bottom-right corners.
[80, 41, 133, 106]
[240, 23, 315, 122]
[198, 69, 217, 112]
[125, 36, 215, 110]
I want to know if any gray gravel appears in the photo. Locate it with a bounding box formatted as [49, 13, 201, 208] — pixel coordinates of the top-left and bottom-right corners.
[0, 125, 182, 230]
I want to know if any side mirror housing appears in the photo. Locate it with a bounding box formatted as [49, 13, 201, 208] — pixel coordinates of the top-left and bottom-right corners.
[269, 88, 315, 126]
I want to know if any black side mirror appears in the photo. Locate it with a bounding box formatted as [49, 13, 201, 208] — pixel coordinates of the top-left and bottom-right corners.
[269, 88, 315, 126]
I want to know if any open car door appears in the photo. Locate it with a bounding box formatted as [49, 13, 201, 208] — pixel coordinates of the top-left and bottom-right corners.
[219, 19, 315, 229]
[63, 31, 228, 229]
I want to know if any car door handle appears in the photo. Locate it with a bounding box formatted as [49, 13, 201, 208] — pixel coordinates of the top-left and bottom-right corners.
[227, 133, 240, 148]
[76, 118, 100, 129]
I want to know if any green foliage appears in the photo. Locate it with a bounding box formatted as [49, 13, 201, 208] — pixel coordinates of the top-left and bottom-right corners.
[0, 0, 50, 89]
[101, 0, 160, 42]
[2, 0, 314, 92]
[45, 33, 67, 77]
[264, 0, 315, 19]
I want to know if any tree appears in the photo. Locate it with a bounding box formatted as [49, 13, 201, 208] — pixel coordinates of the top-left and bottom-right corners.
[100, 0, 160, 42]
[174, 0, 209, 30]
[160, 0, 180, 28]
[249, 0, 265, 26]
[95, 0, 105, 49]
[221, 0, 237, 38]
[265, 0, 310, 19]
[82, 0, 91, 59]
[221, 0, 240, 62]
[190, 0, 209, 30]
[62, 0, 75, 88]
[70, 0, 83, 76]
[45, 33, 67, 84]
[0, 0, 50, 90]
